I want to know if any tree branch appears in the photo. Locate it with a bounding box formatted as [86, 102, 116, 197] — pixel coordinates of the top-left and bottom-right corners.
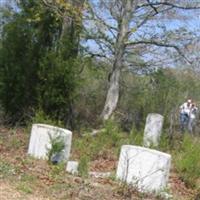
[126, 40, 192, 64]
[138, 2, 200, 10]
[146, 0, 158, 14]
[85, 3, 118, 39]
[131, 5, 174, 34]
[42, 0, 64, 17]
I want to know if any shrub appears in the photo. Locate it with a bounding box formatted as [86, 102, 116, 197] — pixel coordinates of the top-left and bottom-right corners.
[30, 109, 63, 127]
[26, 109, 63, 135]
[128, 128, 143, 146]
[47, 134, 65, 164]
[174, 135, 200, 188]
[37, 53, 80, 127]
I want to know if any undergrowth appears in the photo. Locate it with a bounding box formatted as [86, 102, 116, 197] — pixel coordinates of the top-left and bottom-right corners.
[73, 120, 144, 161]
[173, 134, 200, 188]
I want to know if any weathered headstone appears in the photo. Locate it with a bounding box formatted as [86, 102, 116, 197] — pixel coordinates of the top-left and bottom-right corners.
[116, 145, 171, 192]
[28, 124, 72, 161]
[66, 161, 79, 175]
[143, 113, 164, 147]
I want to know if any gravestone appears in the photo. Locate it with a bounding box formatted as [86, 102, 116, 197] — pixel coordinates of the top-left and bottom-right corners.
[28, 124, 72, 161]
[116, 145, 171, 192]
[143, 113, 164, 147]
[66, 161, 79, 175]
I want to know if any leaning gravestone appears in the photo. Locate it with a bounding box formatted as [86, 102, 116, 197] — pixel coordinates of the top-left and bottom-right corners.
[116, 145, 171, 192]
[143, 113, 164, 147]
[28, 124, 72, 162]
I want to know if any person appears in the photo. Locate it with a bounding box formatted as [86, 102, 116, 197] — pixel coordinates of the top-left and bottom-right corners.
[188, 103, 198, 134]
[179, 99, 192, 132]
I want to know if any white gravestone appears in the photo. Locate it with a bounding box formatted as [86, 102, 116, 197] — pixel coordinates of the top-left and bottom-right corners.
[143, 113, 164, 147]
[116, 145, 171, 192]
[28, 124, 72, 161]
[66, 161, 79, 175]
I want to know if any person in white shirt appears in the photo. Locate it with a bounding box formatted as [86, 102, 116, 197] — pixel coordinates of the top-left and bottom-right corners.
[188, 103, 198, 134]
[179, 99, 192, 132]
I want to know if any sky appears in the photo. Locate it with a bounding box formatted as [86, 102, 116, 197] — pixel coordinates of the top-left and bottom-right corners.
[83, 1, 200, 66]
[0, 0, 200, 67]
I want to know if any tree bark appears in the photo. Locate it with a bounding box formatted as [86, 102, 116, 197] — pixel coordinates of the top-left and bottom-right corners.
[101, 0, 137, 120]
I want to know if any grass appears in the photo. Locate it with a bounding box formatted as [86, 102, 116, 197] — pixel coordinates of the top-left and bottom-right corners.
[0, 161, 16, 178]
[16, 183, 33, 194]
[0, 124, 200, 199]
[173, 134, 200, 188]
[48, 162, 66, 181]
[78, 155, 89, 177]
[73, 120, 144, 161]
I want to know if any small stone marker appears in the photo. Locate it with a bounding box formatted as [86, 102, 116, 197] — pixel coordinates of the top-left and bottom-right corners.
[66, 161, 79, 175]
[143, 113, 164, 147]
[116, 145, 171, 192]
[28, 124, 72, 161]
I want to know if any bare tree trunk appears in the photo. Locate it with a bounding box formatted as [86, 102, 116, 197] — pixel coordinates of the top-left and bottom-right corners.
[101, 68, 120, 120]
[101, 0, 137, 120]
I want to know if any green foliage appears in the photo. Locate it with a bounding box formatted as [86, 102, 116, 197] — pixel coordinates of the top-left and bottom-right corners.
[25, 109, 63, 135]
[0, 161, 16, 178]
[20, 173, 37, 183]
[31, 109, 63, 127]
[155, 133, 171, 151]
[174, 135, 200, 188]
[0, 14, 39, 122]
[74, 120, 124, 160]
[16, 183, 33, 194]
[78, 155, 89, 177]
[0, 1, 62, 122]
[0, 1, 81, 126]
[37, 52, 80, 124]
[73, 120, 144, 166]
[119, 68, 200, 131]
[49, 162, 66, 180]
[102, 120, 123, 147]
[47, 134, 65, 162]
[128, 128, 143, 146]
[74, 59, 107, 128]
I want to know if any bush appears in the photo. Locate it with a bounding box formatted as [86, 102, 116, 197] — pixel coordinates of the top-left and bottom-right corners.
[73, 120, 145, 163]
[128, 128, 143, 146]
[0, 2, 81, 126]
[37, 53, 80, 127]
[174, 135, 200, 188]
[30, 109, 63, 126]
[0, 15, 39, 123]
[47, 134, 65, 163]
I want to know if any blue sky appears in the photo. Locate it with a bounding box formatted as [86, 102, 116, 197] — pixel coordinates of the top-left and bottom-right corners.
[1, 0, 199, 64]
[83, 2, 200, 64]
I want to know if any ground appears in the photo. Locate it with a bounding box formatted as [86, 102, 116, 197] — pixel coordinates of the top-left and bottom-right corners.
[0, 127, 199, 200]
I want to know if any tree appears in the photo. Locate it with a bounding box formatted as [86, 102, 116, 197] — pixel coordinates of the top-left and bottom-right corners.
[39, 0, 86, 128]
[84, 0, 200, 120]
[0, 0, 85, 126]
